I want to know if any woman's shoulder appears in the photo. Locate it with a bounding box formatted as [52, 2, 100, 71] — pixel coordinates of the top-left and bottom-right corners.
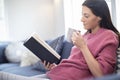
[103, 28, 116, 34]
[101, 28, 119, 44]
[102, 28, 118, 38]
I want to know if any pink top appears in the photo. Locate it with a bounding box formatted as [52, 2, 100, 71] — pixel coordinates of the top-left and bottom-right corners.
[47, 28, 119, 80]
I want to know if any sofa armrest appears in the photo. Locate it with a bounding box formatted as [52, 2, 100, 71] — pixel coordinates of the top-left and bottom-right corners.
[116, 47, 120, 73]
[0, 42, 9, 63]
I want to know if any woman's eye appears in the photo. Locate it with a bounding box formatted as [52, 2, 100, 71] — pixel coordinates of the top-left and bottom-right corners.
[82, 13, 89, 18]
[83, 13, 89, 18]
[85, 16, 89, 18]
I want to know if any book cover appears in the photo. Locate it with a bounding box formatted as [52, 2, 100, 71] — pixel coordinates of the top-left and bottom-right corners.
[24, 33, 61, 64]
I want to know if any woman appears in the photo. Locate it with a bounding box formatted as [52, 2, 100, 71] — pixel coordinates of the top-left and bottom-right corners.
[0, 0, 119, 80]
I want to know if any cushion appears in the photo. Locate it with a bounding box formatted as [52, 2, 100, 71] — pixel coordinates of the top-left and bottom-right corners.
[0, 42, 9, 63]
[20, 50, 40, 67]
[4, 41, 40, 66]
[47, 35, 64, 55]
[0, 63, 19, 71]
[60, 41, 73, 59]
[5, 42, 25, 63]
[59, 28, 74, 59]
[32, 60, 47, 72]
[2, 64, 44, 76]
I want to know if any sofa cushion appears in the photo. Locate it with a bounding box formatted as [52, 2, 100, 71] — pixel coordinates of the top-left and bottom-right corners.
[20, 51, 40, 67]
[0, 63, 19, 70]
[0, 63, 44, 76]
[0, 42, 9, 63]
[32, 61, 47, 72]
[5, 42, 24, 63]
[60, 41, 73, 59]
[47, 35, 64, 55]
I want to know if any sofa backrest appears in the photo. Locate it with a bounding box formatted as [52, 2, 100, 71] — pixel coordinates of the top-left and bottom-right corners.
[0, 42, 10, 63]
[116, 47, 120, 73]
[60, 41, 73, 59]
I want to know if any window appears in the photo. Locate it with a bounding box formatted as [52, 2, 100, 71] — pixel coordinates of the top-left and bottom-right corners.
[63, 0, 120, 35]
[0, 0, 4, 19]
[0, 0, 8, 41]
[116, 0, 120, 31]
[63, 0, 85, 35]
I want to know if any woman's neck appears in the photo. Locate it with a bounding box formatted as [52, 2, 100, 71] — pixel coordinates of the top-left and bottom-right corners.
[91, 26, 101, 34]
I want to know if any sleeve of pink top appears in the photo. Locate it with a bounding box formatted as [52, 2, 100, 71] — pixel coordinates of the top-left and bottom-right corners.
[96, 34, 119, 75]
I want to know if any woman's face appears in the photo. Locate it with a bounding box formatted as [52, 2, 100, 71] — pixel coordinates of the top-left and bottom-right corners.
[81, 6, 101, 30]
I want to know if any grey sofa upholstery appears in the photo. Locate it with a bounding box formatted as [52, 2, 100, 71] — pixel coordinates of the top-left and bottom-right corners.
[116, 47, 120, 73]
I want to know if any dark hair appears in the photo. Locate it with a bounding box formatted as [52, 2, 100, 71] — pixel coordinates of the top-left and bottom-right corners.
[82, 0, 120, 47]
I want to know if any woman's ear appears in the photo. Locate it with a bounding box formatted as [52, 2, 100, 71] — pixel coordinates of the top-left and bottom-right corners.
[97, 17, 102, 24]
[98, 17, 102, 21]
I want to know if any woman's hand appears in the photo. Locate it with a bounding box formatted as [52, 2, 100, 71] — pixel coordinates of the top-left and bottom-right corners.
[71, 31, 87, 49]
[72, 32, 103, 77]
[42, 61, 57, 70]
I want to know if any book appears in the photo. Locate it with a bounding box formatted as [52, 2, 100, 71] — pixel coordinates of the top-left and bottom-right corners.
[23, 33, 61, 64]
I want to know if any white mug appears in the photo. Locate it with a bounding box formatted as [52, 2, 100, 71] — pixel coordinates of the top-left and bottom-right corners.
[66, 28, 78, 43]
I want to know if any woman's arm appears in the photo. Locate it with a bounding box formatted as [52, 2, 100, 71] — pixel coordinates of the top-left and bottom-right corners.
[80, 46, 103, 77]
[72, 31, 103, 77]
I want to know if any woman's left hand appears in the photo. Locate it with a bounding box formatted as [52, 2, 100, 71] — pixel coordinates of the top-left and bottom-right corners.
[42, 61, 57, 71]
[71, 31, 87, 49]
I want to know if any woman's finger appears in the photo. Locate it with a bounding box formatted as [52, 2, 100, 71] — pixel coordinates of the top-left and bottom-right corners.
[47, 63, 57, 70]
[42, 61, 57, 70]
[43, 60, 46, 66]
[76, 31, 81, 35]
[46, 62, 50, 69]
[43, 61, 49, 70]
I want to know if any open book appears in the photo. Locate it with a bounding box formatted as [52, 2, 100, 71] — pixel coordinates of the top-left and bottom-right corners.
[24, 33, 61, 64]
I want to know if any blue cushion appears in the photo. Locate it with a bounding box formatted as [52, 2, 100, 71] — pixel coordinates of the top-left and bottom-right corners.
[1, 64, 44, 76]
[32, 61, 47, 72]
[60, 41, 73, 59]
[0, 42, 10, 63]
[0, 63, 19, 70]
[47, 35, 64, 55]
[0, 63, 43, 76]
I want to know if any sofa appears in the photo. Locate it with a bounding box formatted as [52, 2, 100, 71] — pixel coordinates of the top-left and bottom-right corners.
[0, 35, 120, 79]
[0, 35, 74, 77]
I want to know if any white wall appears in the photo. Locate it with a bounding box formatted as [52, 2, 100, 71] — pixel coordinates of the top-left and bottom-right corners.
[53, 0, 65, 37]
[4, 0, 65, 41]
[116, 0, 120, 31]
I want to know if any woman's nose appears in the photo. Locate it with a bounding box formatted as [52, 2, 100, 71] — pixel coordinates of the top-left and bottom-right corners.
[81, 17, 84, 22]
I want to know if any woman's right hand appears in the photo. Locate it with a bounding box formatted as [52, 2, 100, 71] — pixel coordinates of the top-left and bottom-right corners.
[42, 61, 57, 71]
